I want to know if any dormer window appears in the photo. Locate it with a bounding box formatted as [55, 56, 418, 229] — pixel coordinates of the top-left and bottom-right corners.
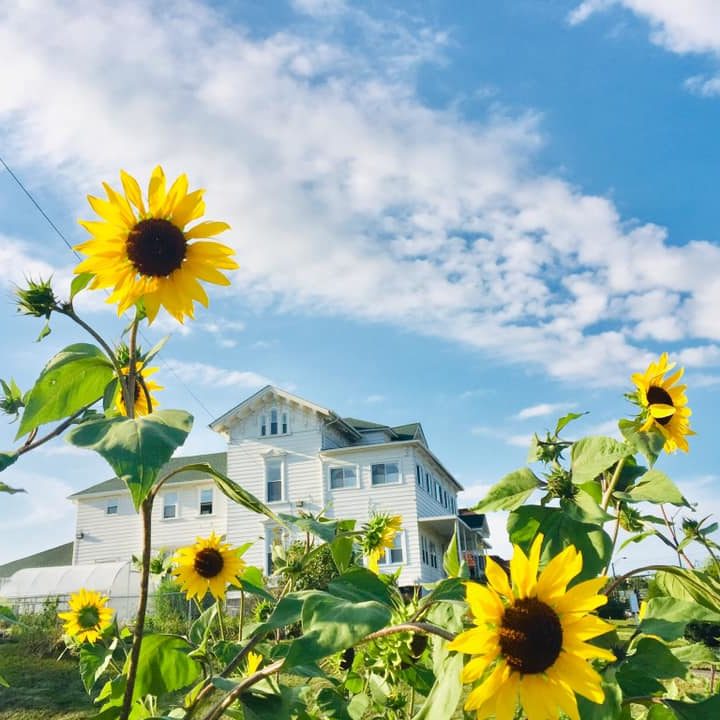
[270, 408, 278, 435]
[261, 407, 289, 437]
[260, 415, 267, 436]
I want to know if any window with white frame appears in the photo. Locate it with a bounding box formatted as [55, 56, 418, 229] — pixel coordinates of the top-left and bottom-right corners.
[199, 488, 213, 515]
[416, 464, 422, 487]
[329, 466, 357, 490]
[266, 457, 283, 502]
[429, 540, 438, 568]
[371, 462, 400, 486]
[260, 414, 267, 436]
[378, 532, 404, 565]
[425, 471, 431, 493]
[282, 411, 288, 434]
[265, 525, 290, 575]
[435, 481, 443, 504]
[106, 498, 118, 515]
[421, 535, 429, 564]
[163, 492, 178, 519]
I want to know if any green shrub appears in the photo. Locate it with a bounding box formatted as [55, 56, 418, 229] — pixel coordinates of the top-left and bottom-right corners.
[10, 597, 65, 657]
[145, 580, 190, 635]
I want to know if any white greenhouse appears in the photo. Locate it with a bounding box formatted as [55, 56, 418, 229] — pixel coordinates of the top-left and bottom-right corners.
[0, 562, 145, 622]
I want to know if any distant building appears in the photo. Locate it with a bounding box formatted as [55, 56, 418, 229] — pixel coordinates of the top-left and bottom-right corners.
[69, 386, 489, 586]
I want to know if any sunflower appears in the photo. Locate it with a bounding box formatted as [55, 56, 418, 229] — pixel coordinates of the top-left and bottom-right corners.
[58, 589, 114, 644]
[631, 352, 695, 453]
[75, 166, 238, 324]
[363, 514, 402, 573]
[173, 532, 246, 601]
[114, 362, 163, 417]
[449, 535, 615, 720]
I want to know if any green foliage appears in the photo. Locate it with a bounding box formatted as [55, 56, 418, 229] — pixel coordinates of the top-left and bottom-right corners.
[146, 580, 190, 635]
[471, 467, 540, 511]
[683, 620, 720, 648]
[597, 597, 629, 620]
[280, 540, 342, 591]
[10, 597, 65, 657]
[66, 409, 193, 509]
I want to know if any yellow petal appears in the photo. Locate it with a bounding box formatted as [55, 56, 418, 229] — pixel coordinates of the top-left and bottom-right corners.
[485, 555, 513, 598]
[120, 170, 146, 215]
[536, 545, 581, 602]
[148, 165, 167, 216]
[464, 661, 509, 711]
[170, 189, 205, 228]
[552, 577, 608, 615]
[184, 221, 231, 239]
[466, 581, 504, 624]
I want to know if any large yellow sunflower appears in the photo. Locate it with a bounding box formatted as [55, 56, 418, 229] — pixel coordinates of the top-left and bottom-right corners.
[631, 352, 695, 453]
[75, 166, 238, 324]
[114, 362, 163, 417]
[173, 532, 246, 601]
[58, 589, 114, 644]
[363, 514, 402, 573]
[449, 535, 615, 720]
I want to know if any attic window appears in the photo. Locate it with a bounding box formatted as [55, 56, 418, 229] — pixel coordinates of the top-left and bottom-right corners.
[260, 415, 267, 436]
[106, 499, 118, 515]
[263, 408, 289, 437]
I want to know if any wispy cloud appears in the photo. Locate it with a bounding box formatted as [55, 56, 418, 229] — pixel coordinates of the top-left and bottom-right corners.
[514, 402, 575, 420]
[163, 359, 272, 390]
[365, 394, 385, 404]
[0, 1, 719, 386]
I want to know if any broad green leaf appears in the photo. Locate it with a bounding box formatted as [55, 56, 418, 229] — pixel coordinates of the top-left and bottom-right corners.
[412, 652, 463, 720]
[253, 592, 318, 636]
[665, 695, 720, 720]
[0, 605, 17, 623]
[18, 343, 115, 439]
[554, 411, 588, 437]
[237, 566, 273, 601]
[128, 633, 201, 700]
[278, 513, 343, 542]
[618, 530, 656, 551]
[443, 529, 461, 578]
[316, 687, 352, 720]
[284, 594, 391, 668]
[508, 505, 612, 581]
[328, 567, 394, 607]
[330, 534, 355, 573]
[561, 487, 613, 524]
[571, 436, 629, 485]
[70, 272, 94, 300]
[347, 693, 370, 720]
[652, 568, 720, 612]
[420, 577, 466, 606]
[617, 638, 686, 696]
[189, 603, 218, 646]
[143, 335, 170, 364]
[67, 410, 193, 510]
[240, 685, 306, 720]
[472, 468, 540, 512]
[639, 598, 720, 641]
[626, 469, 690, 507]
[672, 642, 719, 665]
[619, 419, 665, 467]
[172, 462, 277, 521]
[648, 706, 678, 720]
[79, 643, 115, 694]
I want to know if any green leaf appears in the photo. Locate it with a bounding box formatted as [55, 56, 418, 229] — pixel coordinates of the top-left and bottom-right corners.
[576, 673, 622, 720]
[571, 436, 629, 484]
[284, 594, 391, 668]
[0, 605, 18, 624]
[67, 410, 193, 510]
[472, 468, 540, 512]
[237, 566, 274, 601]
[328, 567, 394, 607]
[253, 593, 314, 637]
[508, 505, 612, 581]
[442, 529, 461, 578]
[35, 321, 51, 343]
[0, 479, 24, 493]
[79, 643, 116, 694]
[316, 687, 352, 720]
[617, 638, 686, 696]
[240, 685, 307, 720]
[561, 487, 613, 524]
[672, 642, 719, 665]
[652, 568, 720, 612]
[648, 706, 678, 720]
[412, 652, 464, 720]
[330, 534, 355, 574]
[70, 272, 94, 300]
[665, 695, 720, 720]
[173, 462, 277, 521]
[278, 513, 344, 543]
[420, 577, 466, 606]
[639, 597, 720, 641]
[143, 335, 170, 364]
[128, 634, 201, 700]
[626, 469, 690, 507]
[555, 411, 588, 437]
[17, 343, 115, 439]
[619, 419, 665, 467]
[347, 693, 370, 720]
[189, 603, 218, 647]
[0, 671, 7, 688]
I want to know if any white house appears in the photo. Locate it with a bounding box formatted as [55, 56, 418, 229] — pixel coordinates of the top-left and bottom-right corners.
[69, 386, 489, 587]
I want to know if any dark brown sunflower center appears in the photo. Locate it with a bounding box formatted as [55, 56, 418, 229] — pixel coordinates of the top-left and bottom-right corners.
[646, 385, 674, 426]
[499, 597, 563, 674]
[194, 548, 224, 579]
[77, 605, 100, 629]
[127, 218, 187, 277]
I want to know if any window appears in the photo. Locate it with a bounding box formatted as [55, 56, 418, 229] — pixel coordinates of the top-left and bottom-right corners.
[270, 408, 278, 435]
[429, 540, 438, 569]
[378, 532, 404, 566]
[266, 457, 283, 502]
[416, 464, 422, 487]
[266, 526, 289, 575]
[163, 492, 178, 519]
[106, 499, 118, 515]
[282, 412, 288, 434]
[443, 488, 448, 509]
[329, 466, 357, 490]
[435, 481, 442, 504]
[199, 488, 213, 515]
[425, 471, 431, 493]
[260, 414, 267, 436]
[371, 462, 400, 486]
[421, 535, 429, 564]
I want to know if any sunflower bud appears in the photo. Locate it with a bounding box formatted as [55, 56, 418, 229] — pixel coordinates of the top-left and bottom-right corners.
[545, 467, 576, 500]
[15, 277, 58, 319]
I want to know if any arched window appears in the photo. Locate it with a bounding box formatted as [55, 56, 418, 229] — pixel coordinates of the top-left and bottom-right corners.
[270, 408, 278, 435]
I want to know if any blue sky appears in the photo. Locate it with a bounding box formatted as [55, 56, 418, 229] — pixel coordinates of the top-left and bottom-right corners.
[0, 0, 719, 572]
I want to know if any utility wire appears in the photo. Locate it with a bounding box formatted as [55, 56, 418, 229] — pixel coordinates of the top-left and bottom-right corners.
[0, 155, 217, 422]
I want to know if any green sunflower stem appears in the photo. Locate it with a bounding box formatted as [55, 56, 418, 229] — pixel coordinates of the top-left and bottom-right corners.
[119, 497, 153, 720]
[125, 314, 140, 419]
[59, 305, 123, 376]
[600, 457, 626, 511]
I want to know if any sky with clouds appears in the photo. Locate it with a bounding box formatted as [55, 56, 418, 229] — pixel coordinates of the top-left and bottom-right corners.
[0, 0, 718, 572]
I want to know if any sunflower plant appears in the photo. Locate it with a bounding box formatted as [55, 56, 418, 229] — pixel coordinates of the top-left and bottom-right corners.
[1, 166, 719, 720]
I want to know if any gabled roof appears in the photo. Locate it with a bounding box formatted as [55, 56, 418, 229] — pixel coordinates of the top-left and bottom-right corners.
[343, 418, 427, 445]
[0, 542, 74, 578]
[210, 385, 360, 439]
[69, 452, 227, 499]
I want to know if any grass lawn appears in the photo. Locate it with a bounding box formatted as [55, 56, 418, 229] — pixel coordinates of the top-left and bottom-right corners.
[0, 643, 93, 720]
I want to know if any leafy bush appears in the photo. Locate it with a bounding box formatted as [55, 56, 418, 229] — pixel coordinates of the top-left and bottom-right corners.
[684, 620, 720, 647]
[597, 597, 629, 620]
[145, 580, 190, 635]
[10, 597, 65, 657]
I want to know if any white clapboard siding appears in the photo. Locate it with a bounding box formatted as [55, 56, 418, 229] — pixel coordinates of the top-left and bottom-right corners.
[74, 494, 141, 564]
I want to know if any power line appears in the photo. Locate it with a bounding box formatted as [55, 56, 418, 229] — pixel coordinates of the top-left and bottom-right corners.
[0, 155, 218, 422]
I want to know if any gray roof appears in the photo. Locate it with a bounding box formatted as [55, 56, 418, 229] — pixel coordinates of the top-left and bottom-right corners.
[69, 452, 227, 498]
[0, 542, 74, 578]
[343, 418, 423, 441]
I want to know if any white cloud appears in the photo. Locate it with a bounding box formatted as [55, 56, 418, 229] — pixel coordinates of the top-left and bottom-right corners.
[365, 394, 385, 404]
[163, 359, 272, 390]
[0, 1, 719, 386]
[514, 402, 575, 420]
